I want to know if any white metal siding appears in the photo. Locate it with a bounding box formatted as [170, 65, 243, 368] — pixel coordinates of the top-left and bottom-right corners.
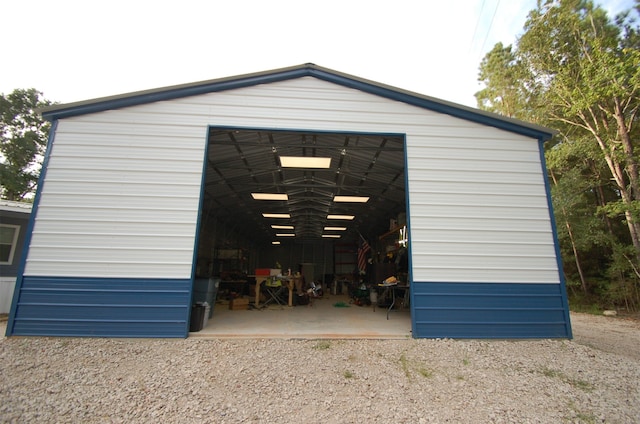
[25, 77, 559, 283]
[25, 118, 204, 278]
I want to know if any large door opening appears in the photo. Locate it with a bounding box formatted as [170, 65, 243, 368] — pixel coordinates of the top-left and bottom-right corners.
[192, 127, 410, 337]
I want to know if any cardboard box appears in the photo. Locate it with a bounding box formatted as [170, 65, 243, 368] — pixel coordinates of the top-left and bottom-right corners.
[229, 297, 249, 310]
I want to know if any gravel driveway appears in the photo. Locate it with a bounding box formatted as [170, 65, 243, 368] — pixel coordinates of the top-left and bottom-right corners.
[1, 312, 638, 423]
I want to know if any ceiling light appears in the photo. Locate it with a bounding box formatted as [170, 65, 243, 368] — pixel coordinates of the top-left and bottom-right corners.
[322, 234, 341, 238]
[271, 225, 294, 229]
[333, 195, 369, 203]
[327, 214, 355, 220]
[263, 213, 291, 219]
[276, 233, 296, 237]
[252, 193, 288, 201]
[280, 156, 331, 168]
[272, 241, 281, 245]
[324, 226, 347, 231]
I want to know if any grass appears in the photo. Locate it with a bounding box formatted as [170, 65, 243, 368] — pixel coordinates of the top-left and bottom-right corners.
[418, 367, 433, 378]
[399, 354, 411, 378]
[312, 340, 331, 350]
[538, 367, 594, 392]
[569, 302, 603, 315]
[343, 370, 354, 379]
[398, 352, 434, 380]
[567, 401, 597, 423]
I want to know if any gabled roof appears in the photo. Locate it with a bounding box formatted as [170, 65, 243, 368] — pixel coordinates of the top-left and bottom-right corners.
[41, 63, 555, 140]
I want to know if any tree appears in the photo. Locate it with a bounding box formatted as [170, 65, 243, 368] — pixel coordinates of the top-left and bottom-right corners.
[0, 89, 53, 200]
[476, 42, 533, 120]
[518, 0, 640, 262]
[476, 0, 640, 309]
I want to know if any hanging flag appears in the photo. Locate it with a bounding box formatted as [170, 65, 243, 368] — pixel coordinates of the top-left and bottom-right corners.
[357, 238, 371, 273]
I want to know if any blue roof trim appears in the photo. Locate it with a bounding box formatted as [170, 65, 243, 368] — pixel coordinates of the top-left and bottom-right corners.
[40, 64, 555, 141]
[41, 67, 310, 121]
[306, 68, 555, 140]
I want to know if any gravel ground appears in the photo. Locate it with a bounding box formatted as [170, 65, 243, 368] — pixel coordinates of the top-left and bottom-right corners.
[1, 313, 639, 423]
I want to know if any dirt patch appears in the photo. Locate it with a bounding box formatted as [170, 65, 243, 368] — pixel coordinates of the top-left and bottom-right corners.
[570, 311, 640, 360]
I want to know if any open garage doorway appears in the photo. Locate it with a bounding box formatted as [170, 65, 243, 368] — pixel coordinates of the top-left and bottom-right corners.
[192, 127, 410, 337]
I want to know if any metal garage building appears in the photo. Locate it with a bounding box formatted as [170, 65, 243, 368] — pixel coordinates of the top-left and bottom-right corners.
[5, 64, 572, 338]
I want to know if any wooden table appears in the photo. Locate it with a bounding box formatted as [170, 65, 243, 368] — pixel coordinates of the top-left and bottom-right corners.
[250, 275, 295, 308]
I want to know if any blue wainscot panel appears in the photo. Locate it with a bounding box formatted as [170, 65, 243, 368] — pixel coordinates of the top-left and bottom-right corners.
[9, 277, 192, 337]
[412, 282, 572, 339]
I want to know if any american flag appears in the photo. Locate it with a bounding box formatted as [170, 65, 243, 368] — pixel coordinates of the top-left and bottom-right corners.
[357, 238, 371, 273]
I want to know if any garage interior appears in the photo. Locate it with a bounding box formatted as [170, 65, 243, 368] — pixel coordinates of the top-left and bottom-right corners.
[192, 128, 411, 336]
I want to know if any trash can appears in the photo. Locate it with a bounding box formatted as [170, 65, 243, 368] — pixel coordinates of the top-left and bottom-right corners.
[202, 302, 211, 328]
[193, 277, 220, 318]
[208, 278, 219, 318]
[189, 303, 206, 332]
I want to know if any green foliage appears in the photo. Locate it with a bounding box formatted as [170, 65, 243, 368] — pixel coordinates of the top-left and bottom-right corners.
[0, 89, 53, 200]
[477, 0, 640, 310]
[312, 340, 332, 350]
[538, 366, 594, 392]
[476, 43, 533, 119]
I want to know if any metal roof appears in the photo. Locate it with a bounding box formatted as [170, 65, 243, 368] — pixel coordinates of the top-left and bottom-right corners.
[0, 200, 33, 214]
[39, 64, 556, 245]
[40, 63, 556, 140]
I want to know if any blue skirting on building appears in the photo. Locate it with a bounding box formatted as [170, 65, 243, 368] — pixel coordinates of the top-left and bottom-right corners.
[411, 282, 572, 339]
[8, 277, 192, 338]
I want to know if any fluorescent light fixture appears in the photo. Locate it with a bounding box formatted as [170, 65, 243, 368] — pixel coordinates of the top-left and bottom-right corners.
[324, 226, 347, 231]
[271, 225, 294, 229]
[262, 213, 291, 219]
[327, 214, 355, 220]
[276, 233, 296, 237]
[272, 241, 281, 245]
[322, 234, 341, 238]
[333, 195, 369, 203]
[252, 193, 288, 201]
[280, 156, 331, 168]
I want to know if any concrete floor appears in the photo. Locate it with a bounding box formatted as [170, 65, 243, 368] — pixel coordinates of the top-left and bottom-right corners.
[190, 294, 412, 339]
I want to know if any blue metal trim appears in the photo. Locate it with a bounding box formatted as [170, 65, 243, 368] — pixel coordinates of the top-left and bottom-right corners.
[10, 276, 191, 338]
[41, 68, 311, 121]
[400, 133, 418, 338]
[184, 127, 214, 331]
[6, 120, 58, 337]
[411, 282, 571, 339]
[538, 138, 573, 338]
[207, 124, 406, 139]
[41, 64, 554, 141]
[307, 69, 554, 140]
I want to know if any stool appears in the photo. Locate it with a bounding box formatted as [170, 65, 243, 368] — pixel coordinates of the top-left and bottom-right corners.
[262, 278, 286, 309]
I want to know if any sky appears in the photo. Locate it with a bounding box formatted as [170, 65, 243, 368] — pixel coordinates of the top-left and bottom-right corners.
[1, 0, 635, 108]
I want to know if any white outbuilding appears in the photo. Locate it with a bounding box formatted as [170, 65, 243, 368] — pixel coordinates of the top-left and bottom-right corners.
[6, 64, 571, 338]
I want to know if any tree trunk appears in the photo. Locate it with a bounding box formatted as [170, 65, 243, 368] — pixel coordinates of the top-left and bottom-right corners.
[550, 169, 588, 292]
[591, 130, 640, 264]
